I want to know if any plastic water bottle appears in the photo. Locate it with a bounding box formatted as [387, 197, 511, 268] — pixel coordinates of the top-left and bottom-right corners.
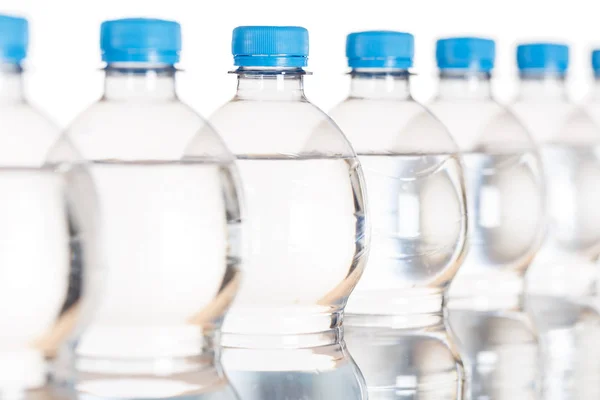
[52, 18, 242, 400]
[428, 37, 545, 400]
[511, 43, 600, 400]
[329, 31, 468, 400]
[208, 26, 368, 400]
[0, 14, 97, 400]
[585, 50, 600, 149]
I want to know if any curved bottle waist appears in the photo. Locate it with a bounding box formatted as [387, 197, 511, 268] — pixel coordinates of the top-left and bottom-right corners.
[450, 151, 545, 302]
[223, 154, 367, 336]
[346, 152, 467, 316]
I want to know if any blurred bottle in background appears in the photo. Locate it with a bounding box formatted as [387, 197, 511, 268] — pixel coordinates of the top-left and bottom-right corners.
[208, 26, 368, 400]
[428, 37, 545, 400]
[584, 50, 600, 152]
[52, 18, 242, 400]
[0, 13, 98, 400]
[330, 31, 468, 400]
[511, 42, 600, 400]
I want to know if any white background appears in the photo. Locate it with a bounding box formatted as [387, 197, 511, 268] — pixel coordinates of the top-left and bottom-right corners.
[2, 0, 600, 127]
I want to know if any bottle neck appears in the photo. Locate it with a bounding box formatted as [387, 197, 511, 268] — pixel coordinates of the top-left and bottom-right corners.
[517, 73, 568, 101]
[349, 69, 411, 100]
[103, 64, 177, 101]
[235, 68, 305, 100]
[0, 63, 24, 104]
[436, 70, 493, 100]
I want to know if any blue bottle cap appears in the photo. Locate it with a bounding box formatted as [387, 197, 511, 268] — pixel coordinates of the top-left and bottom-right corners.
[591, 49, 600, 75]
[436, 37, 495, 72]
[517, 43, 569, 75]
[101, 18, 181, 64]
[346, 31, 414, 69]
[0, 14, 28, 64]
[232, 26, 309, 67]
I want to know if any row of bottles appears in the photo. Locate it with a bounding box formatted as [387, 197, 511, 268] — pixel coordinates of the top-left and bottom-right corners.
[514, 43, 600, 400]
[3, 12, 600, 400]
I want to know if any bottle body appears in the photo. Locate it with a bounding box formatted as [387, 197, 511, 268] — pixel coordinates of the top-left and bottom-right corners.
[429, 72, 544, 400]
[54, 66, 241, 400]
[210, 69, 368, 400]
[0, 65, 98, 400]
[512, 75, 600, 400]
[584, 79, 600, 141]
[330, 71, 468, 399]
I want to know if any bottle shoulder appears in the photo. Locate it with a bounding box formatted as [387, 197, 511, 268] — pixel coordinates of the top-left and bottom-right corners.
[329, 97, 458, 155]
[68, 98, 205, 132]
[209, 98, 356, 158]
[64, 98, 228, 161]
[511, 100, 600, 145]
[0, 102, 60, 166]
[429, 99, 535, 153]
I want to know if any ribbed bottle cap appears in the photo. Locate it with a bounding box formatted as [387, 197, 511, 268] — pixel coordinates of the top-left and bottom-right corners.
[346, 31, 414, 69]
[0, 14, 28, 64]
[517, 43, 569, 75]
[232, 26, 309, 67]
[436, 37, 495, 72]
[101, 18, 181, 64]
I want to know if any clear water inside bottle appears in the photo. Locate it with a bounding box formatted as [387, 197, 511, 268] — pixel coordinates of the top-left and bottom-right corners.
[539, 145, 600, 257]
[66, 160, 240, 400]
[223, 155, 365, 335]
[345, 153, 466, 316]
[452, 151, 543, 292]
[0, 165, 94, 398]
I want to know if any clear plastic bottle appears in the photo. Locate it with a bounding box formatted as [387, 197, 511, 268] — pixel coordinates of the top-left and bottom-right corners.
[511, 43, 600, 400]
[584, 50, 600, 153]
[329, 31, 468, 400]
[52, 18, 241, 400]
[428, 37, 545, 400]
[0, 14, 98, 400]
[208, 26, 368, 400]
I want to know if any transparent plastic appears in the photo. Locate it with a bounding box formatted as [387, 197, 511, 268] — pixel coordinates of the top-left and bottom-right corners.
[0, 64, 98, 400]
[428, 70, 545, 400]
[584, 76, 600, 130]
[52, 64, 241, 400]
[330, 70, 468, 399]
[511, 73, 600, 400]
[208, 67, 368, 400]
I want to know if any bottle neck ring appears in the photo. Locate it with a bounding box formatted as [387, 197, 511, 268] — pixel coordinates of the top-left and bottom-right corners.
[234, 67, 306, 100]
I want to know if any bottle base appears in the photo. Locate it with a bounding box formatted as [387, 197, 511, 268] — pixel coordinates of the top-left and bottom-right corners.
[527, 294, 600, 400]
[221, 339, 366, 400]
[448, 306, 539, 400]
[344, 320, 463, 400]
[53, 344, 236, 400]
